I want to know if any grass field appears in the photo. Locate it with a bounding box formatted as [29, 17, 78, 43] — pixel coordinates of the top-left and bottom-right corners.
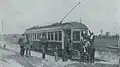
[94, 36, 119, 52]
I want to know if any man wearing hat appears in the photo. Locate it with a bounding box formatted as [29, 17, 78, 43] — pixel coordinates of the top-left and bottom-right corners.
[18, 34, 26, 56]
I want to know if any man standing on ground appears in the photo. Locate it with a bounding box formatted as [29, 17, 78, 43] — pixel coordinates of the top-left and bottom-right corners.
[24, 34, 32, 57]
[79, 39, 85, 62]
[41, 35, 48, 59]
[18, 34, 25, 56]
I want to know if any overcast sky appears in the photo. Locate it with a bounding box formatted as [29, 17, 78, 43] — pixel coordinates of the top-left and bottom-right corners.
[0, 0, 120, 35]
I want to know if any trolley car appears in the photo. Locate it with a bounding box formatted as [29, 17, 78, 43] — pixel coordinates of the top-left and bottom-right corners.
[25, 22, 93, 61]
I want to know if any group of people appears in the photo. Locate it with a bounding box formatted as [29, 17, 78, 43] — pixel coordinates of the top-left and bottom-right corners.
[18, 34, 32, 57]
[18, 34, 48, 59]
[80, 30, 95, 63]
[54, 30, 95, 63]
[18, 30, 95, 63]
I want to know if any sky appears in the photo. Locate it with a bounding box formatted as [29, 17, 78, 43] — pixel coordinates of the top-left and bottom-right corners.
[0, 0, 119, 35]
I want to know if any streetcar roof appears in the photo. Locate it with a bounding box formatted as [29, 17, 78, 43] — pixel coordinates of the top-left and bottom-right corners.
[25, 22, 88, 33]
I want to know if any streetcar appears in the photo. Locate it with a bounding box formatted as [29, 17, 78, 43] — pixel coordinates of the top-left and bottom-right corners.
[24, 22, 93, 61]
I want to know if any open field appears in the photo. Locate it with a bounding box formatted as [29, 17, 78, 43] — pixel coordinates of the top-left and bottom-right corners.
[94, 36, 119, 52]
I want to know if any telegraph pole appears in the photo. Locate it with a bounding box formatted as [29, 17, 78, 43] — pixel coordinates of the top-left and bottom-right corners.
[80, 17, 82, 23]
[1, 20, 4, 43]
[2, 20, 3, 34]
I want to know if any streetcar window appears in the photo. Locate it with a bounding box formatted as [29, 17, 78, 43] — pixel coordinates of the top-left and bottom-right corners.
[39, 33, 41, 39]
[42, 33, 44, 36]
[44, 33, 47, 39]
[31, 33, 33, 40]
[36, 33, 37, 40]
[73, 31, 80, 41]
[55, 32, 57, 41]
[51, 32, 53, 40]
[59, 31, 62, 41]
[32, 33, 34, 40]
[35, 33, 37, 40]
[33, 33, 35, 40]
[48, 32, 50, 40]
[36, 33, 38, 40]
[42, 33, 46, 39]
[37, 33, 41, 40]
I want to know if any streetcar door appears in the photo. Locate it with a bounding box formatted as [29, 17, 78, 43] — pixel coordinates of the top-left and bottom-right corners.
[71, 29, 82, 50]
[64, 29, 71, 49]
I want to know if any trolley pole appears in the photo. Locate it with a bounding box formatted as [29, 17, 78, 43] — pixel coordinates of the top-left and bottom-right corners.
[59, 0, 84, 23]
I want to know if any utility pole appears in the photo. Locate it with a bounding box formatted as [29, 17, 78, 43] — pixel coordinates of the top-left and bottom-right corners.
[80, 17, 82, 23]
[2, 20, 3, 34]
[1, 20, 4, 44]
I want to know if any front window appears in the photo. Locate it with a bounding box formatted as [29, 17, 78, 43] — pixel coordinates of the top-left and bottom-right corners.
[58, 31, 62, 41]
[48, 32, 50, 40]
[38, 33, 41, 40]
[42, 33, 46, 39]
[51, 32, 53, 40]
[48, 32, 53, 40]
[73, 31, 80, 41]
[55, 32, 58, 41]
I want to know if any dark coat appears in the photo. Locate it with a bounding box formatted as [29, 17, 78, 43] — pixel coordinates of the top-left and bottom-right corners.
[18, 38, 24, 46]
[89, 47, 95, 58]
[41, 38, 48, 51]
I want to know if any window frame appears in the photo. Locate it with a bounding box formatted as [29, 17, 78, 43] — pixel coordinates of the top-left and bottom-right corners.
[71, 29, 82, 43]
[73, 31, 80, 41]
